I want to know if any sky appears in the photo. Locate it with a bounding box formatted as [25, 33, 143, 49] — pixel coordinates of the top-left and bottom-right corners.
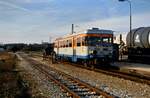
[0, 0, 150, 44]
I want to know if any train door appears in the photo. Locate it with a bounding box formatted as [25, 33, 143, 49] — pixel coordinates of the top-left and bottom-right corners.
[72, 37, 77, 62]
[57, 41, 59, 55]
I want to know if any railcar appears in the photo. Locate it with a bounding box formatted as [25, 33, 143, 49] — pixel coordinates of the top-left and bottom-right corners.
[52, 28, 116, 66]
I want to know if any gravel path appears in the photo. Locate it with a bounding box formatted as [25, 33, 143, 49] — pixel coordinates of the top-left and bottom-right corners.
[17, 54, 67, 98]
[32, 56, 150, 98]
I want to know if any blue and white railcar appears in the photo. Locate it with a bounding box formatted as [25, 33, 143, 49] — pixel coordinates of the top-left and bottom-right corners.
[53, 28, 114, 65]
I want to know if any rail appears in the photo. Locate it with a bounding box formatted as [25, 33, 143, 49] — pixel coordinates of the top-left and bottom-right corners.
[20, 53, 116, 98]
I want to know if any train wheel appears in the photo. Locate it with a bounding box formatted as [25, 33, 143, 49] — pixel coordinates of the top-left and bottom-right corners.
[83, 60, 88, 67]
[89, 60, 94, 69]
[91, 65, 94, 70]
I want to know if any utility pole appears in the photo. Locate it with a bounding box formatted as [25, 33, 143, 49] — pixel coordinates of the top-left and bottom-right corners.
[49, 36, 51, 43]
[119, 0, 132, 47]
[72, 24, 74, 34]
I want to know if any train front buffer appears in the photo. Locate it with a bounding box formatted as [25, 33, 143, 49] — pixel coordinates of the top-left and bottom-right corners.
[88, 45, 113, 65]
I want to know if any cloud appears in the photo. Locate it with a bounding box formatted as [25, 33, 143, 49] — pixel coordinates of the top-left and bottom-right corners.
[0, 0, 149, 44]
[0, 12, 150, 44]
[76, 12, 150, 33]
[23, 0, 54, 3]
[0, 1, 30, 12]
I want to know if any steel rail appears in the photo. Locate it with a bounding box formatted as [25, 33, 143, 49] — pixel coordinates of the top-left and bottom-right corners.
[20, 53, 115, 98]
[31, 62, 80, 98]
[29, 53, 150, 85]
[65, 62, 150, 85]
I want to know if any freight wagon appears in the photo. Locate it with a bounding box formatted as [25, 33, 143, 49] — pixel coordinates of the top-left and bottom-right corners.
[126, 27, 150, 62]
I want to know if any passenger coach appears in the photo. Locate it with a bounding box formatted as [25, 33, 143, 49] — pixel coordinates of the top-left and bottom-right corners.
[52, 28, 115, 66]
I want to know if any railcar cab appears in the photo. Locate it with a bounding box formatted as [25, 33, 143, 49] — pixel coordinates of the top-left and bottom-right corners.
[77, 28, 114, 64]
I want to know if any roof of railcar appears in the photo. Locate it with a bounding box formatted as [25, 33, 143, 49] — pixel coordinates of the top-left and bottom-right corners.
[55, 28, 114, 41]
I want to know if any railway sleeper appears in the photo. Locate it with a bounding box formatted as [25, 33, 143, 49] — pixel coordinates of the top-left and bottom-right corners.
[77, 92, 98, 97]
[21, 54, 117, 98]
[72, 88, 89, 92]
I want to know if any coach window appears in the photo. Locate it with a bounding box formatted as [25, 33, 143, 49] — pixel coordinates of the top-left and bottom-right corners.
[54, 42, 57, 48]
[61, 41, 63, 48]
[63, 41, 65, 48]
[82, 37, 84, 46]
[82, 36, 89, 46]
[60, 41, 62, 48]
[62, 41, 63, 47]
[65, 40, 67, 47]
[77, 37, 81, 46]
[66, 40, 69, 47]
[69, 39, 72, 47]
[64, 40, 66, 47]
[59, 42, 60, 48]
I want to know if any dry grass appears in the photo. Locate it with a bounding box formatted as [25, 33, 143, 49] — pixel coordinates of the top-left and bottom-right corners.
[0, 52, 20, 98]
[0, 52, 12, 59]
[0, 52, 16, 71]
[0, 72, 19, 98]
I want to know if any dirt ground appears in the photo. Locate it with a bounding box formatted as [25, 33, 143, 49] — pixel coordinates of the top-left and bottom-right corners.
[0, 52, 16, 71]
[0, 52, 48, 98]
[0, 52, 32, 98]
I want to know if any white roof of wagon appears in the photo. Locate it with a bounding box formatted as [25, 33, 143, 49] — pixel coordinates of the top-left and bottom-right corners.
[55, 28, 114, 41]
[85, 28, 113, 34]
[69, 28, 113, 36]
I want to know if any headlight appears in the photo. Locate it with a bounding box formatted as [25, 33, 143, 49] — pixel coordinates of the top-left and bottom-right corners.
[89, 50, 93, 54]
[89, 54, 93, 58]
[109, 50, 113, 54]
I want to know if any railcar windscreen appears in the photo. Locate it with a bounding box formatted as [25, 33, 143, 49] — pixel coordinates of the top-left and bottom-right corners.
[82, 36, 112, 46]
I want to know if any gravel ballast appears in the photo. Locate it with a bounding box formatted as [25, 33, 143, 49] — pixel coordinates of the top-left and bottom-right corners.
[17, 54, 67, 98]
[31, 55, 150, 98]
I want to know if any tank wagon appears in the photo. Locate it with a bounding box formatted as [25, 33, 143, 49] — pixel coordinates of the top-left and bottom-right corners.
[52, 28, 118, 66]
[126, 27, 150, 62]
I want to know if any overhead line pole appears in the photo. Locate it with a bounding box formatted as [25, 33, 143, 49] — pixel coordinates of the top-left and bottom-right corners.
[119, 0, 132, 47]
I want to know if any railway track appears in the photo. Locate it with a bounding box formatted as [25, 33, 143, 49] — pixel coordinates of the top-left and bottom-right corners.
[32, 53, 150, 85]
[20, 53, 116, 98]
[64, 62, 150, 85]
